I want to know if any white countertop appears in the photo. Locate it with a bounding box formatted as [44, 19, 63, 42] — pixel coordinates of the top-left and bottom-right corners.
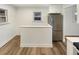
[66, 37, 79, 42]
[19, 24, 52, 28]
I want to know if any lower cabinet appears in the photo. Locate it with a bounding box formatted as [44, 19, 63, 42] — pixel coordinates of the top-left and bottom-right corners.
[67, 40, 73, 55]
[20, 27, 52, 47]
[67, 39, 78, 55]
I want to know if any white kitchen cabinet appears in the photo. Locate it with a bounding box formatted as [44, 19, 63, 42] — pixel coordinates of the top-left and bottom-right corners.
[20, 24, 52, 47]
[71, 4, 79, 23]
[48, 5, 62, 13]
[63, 4, 79, 23]
[66, 37, 79, 55]
[67, 39, 74, 55]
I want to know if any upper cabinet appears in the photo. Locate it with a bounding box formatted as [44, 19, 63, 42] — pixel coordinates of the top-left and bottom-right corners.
[63, 4, 78, 23]
[69, 4, 79, 24]
[48, 5, 63, 13]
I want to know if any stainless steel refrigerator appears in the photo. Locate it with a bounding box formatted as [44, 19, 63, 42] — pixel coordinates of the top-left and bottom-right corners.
[48, 13, 63, 41]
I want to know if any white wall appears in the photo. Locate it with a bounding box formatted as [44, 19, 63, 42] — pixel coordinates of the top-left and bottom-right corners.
[63, 4, 79, 42]
[16, 7, 49, 35]
[0, 4, 16, 47]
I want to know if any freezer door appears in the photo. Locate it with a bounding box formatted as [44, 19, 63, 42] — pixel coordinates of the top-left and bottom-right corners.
[48, 15, 54, 26]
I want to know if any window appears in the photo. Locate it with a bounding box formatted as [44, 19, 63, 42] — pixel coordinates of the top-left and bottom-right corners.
[0, 8, 7, 24]
[74, 5, 77, 22]
[34, 12, 41, 21]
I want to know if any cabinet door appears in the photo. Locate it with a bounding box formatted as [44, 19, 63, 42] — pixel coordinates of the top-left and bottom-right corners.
[53, 30, 63, 41]
[67, 40, 73, 55]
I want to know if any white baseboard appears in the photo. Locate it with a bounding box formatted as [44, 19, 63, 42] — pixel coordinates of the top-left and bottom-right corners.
[0, 34, 16, 48]
[20, 43, 53, 47]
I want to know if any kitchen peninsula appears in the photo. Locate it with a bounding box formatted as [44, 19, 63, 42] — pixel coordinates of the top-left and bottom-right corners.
[20, 24, 52, 47]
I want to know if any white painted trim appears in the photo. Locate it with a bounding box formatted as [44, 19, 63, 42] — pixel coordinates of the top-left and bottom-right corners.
[20, 43, 53, 47]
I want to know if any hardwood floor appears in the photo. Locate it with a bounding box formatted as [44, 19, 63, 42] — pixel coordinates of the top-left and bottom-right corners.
[0, 36, 66, 55]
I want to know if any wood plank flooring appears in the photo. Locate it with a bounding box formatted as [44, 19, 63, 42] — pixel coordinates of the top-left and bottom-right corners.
[0, 36, 66, 55]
